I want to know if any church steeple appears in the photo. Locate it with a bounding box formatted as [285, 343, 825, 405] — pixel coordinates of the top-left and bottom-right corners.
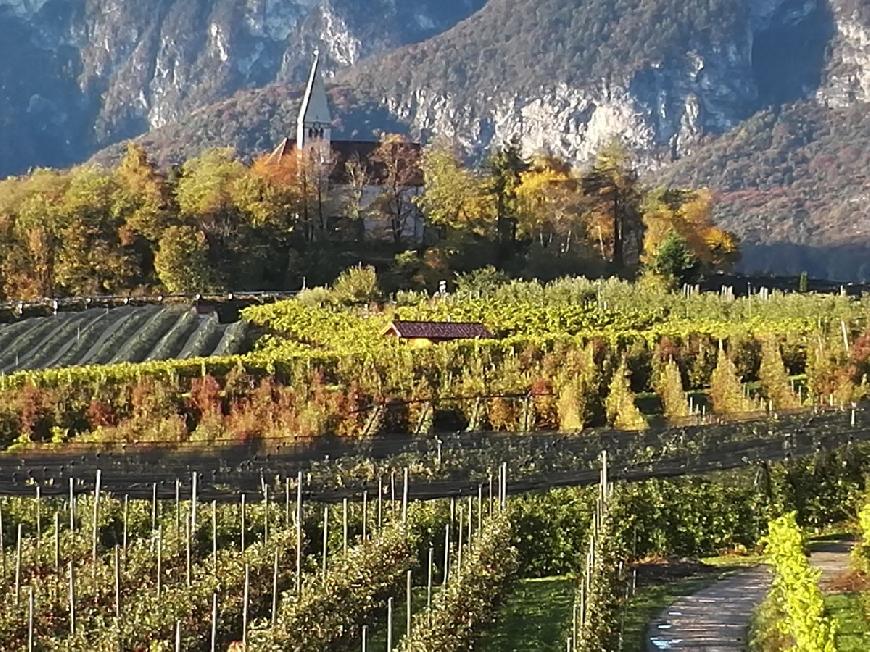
[296, 49, 332, 150]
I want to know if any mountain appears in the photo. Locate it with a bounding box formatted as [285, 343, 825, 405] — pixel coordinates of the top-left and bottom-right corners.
[657, 100, 870, 280]
[4, 0, 869, 278]
[0, 0, 483, 176]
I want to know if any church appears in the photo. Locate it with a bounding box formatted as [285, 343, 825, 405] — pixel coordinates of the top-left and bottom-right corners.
[268, 51, 425, 242]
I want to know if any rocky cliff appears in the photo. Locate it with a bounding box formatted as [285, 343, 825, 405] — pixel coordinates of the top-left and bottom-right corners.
[0, 0, 483, 175]
[341, 0, 865, 166]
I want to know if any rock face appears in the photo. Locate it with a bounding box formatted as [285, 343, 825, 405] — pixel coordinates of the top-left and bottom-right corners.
[343, 0, 858, 167]
[0, 0, 483, 175]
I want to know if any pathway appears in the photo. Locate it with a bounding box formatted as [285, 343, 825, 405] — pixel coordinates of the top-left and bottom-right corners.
[645, 566, 770, 651]
[645, 540, 853, 651]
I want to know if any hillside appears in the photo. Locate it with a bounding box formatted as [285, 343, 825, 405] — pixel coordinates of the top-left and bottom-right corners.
[656, 101, 870, 279]
[0, 0, 483, 176]
[9, 0, 870, 278]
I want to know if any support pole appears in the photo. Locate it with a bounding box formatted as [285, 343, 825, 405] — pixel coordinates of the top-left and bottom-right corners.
[54, 511, 60, 571]
[68, 561, 75, 636]
[91, 469, 101, 569]
[386, 597, 393, 651]
[242, 563, 250, 649]
[295, 473, 302, 595]
[322, 505, 329, 580]
[210, 593, 217, 652]
[14, 523, 22, 604]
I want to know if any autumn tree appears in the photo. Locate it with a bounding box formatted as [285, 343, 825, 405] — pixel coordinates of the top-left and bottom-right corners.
[177, 148, 247, 245]
[416, 143, 495, 237]
[581, 141, 645, 271]
[341, 152, 371, 240]
[605, 359, 648, 430]
[642, 188, 739, 277]
[154, 225, 216, 293]
[294, 141, 337, 241]
[239, 152, 303, 237]
[758, 336, 801, 410]
[0, 170, 69, 298]
[371, 134, 421, 245]
[176, 148, 252, 285]
[114, 143, 173, 243]
[515, 154, 586, 252]
[55, 167, 135, 294]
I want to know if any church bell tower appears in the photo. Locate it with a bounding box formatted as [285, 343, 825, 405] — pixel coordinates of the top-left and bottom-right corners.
[296, 50, 332, 151]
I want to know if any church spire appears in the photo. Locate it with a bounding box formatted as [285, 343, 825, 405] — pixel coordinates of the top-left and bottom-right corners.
[296, 49, 332, 150]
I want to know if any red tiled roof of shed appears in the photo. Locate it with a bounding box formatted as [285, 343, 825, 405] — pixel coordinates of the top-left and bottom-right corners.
[385, 320, 492, 340]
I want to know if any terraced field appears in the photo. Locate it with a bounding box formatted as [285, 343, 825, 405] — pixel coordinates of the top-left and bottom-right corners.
[0, 305, 248, 371]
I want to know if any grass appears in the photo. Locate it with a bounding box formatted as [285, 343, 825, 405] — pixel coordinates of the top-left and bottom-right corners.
[827, 592, 870, 651]
[476, 576, 576, 652]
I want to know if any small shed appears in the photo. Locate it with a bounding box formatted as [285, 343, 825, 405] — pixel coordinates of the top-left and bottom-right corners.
[384, 320, 493, 346]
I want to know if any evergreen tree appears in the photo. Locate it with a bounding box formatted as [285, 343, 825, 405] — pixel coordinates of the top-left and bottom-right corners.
[654, 357, 689, 420]
[605, 359, 647, 430]
[486, 140, 527, 256]
[581, 141, 645, 271]
[647, 232, 700, 286]
[758, 336, 801, 410]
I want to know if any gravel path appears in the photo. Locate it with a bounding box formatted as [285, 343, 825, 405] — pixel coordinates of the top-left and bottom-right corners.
[645, 540, 853, 651]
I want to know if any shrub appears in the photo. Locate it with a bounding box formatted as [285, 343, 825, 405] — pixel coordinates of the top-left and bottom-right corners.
[330, 264, 382, 306]
[754, 512, 837, 652]
[709, 347, 756, 415]
[758, 336, 801, 410]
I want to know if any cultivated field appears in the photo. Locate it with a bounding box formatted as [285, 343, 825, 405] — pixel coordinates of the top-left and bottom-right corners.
[0, 305, 247, 372]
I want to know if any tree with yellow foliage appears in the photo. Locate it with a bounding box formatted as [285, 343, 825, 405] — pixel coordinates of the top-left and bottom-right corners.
[515, 154, 586, 253]
[416, 143, 495, 237]
[642, 188, 739, 282]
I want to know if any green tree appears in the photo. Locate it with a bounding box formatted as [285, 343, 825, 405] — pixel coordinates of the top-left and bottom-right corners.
[581, 141, 645, 271]
[486, 141, 527, 255]
[154, 225, 216, 293]
[330, 265, 382, 306]
[647, 232, 700, 286]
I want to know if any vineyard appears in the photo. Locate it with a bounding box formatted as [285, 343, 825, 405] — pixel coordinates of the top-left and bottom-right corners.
[0, 305, 248, 371]
[0, 276, 868, 649]
[0, 441, 864, 651]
